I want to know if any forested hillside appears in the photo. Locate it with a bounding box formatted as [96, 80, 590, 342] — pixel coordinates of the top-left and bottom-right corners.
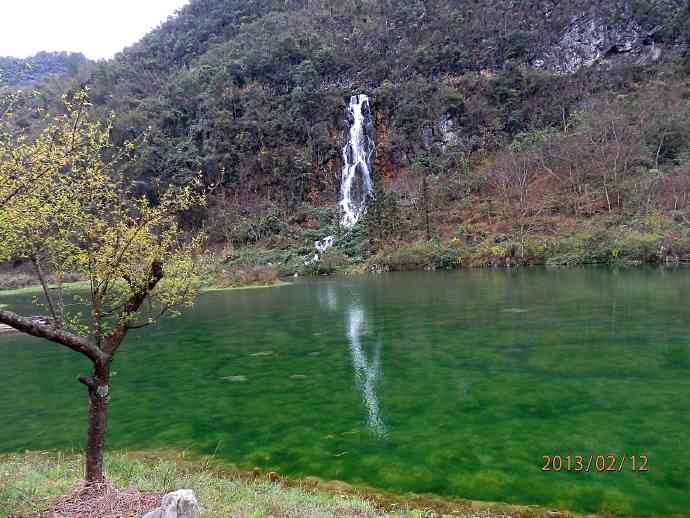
[0, 52, 88, 87]
[12, 0, 690, 275]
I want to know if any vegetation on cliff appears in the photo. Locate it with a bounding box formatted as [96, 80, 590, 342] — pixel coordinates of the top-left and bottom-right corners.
[2, 0, 690, 280]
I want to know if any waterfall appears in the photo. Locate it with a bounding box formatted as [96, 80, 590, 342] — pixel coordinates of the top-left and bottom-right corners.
[305, 94, 375, 265]
[306, 235, 336, 266]
[339, 94, 375, 229]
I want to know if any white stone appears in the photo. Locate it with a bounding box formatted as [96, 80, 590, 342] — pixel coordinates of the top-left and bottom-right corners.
[143, 489, 200, 518]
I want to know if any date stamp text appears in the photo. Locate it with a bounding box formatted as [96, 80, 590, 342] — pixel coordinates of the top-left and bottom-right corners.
[542, 454, 648, 473]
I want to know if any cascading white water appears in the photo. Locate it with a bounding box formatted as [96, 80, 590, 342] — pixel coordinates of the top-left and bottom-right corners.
[306, 94, 375, 265]
[339, 94, 375, 229]
[306, 235, 336, 266]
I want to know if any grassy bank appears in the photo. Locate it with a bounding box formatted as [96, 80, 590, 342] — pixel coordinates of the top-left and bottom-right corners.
[0, 279, 289, 297]
[202, 279, 292, 292]
[0, 451, 578, 518]
[205, 207, 690, 277]
[0, 281, 91, 297]
[4, 211, 689, 298]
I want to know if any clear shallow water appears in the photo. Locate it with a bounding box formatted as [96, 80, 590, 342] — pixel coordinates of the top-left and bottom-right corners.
[1, 268, 690, 516]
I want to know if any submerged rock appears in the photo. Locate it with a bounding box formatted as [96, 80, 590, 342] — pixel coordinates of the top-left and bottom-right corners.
[222, 375, 247, 382]
[502, 308, 529, 314]
[0, 324, 17, 335]
[142, 489, 199, 518]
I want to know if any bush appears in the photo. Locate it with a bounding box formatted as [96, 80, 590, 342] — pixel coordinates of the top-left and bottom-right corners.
[227, 210, 286, 247]
[367, 242, 435, 272]
[301, 251, 351, 276]
[337, 223, 370, 261]
[466, 238, 536, 267]
[613, 231, 663, 263]
[544, 231, 612, 267]
[431, 246, 461, 269]
[216, 265, 279, 288]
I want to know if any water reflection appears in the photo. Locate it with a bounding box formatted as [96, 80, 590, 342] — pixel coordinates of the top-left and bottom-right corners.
[345, 304, 386, 437]
[318, 283, 338, 310]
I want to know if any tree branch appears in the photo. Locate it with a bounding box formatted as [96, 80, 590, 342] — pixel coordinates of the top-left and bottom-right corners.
[0, 309, 107, 364]
[30, 254, 61, 328]
[126, 302, 173, 330]
[104, 259, 164, 356]
[78, 375, 97, 389]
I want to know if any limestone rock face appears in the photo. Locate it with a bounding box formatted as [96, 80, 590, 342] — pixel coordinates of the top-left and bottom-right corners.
[143, 489, 200, 518]
[535, 3, 664, 74]
[421, 117, 461, 153]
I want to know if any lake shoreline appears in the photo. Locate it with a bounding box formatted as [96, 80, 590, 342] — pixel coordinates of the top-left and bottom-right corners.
[0, 450, 585, 518]
[3, 260, 689, 298]
[0, 279, 292, 297]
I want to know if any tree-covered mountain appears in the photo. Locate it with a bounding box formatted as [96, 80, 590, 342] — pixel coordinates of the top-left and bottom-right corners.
[15, 0, 690, 270]
[0, 52, 89, 87]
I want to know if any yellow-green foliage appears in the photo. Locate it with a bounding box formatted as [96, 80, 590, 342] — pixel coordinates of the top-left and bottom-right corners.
[468, 240, 513, 267]
[612, 231, 662, 262]
[368, 242, 436, 271]
[0, 89, 206, 336]
[366, 242, 461, 272]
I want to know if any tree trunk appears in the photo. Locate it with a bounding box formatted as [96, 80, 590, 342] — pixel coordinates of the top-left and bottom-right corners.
[422, 175, 431, 240]
[84, 363, 111, 483]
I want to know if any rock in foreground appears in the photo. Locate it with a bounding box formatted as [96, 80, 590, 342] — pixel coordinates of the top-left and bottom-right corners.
[143, 489, 200, 518]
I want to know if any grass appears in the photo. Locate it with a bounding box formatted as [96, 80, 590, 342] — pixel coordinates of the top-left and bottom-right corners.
[0, 451, 420, 518]
[0, 279, 290, 298]
[202, 279, 292, 292]
[0, 451, 568, 518]
[0, 281, 91, 297]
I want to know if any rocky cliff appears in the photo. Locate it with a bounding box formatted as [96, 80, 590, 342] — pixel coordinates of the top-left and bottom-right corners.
[10, 0, 690, 230]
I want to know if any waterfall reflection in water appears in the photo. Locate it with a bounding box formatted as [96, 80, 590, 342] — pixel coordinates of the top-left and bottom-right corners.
[320, 283, 386, 437]
[345, 304, 386, 437]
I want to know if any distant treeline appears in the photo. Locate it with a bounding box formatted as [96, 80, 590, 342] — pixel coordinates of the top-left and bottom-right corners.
[0, 52, 88, 87]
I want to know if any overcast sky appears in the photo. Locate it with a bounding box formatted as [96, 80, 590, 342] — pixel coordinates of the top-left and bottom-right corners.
[0, 1, 191, 60]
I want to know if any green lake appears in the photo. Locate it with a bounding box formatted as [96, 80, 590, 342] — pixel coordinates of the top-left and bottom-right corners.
[1, 267, 690, 516]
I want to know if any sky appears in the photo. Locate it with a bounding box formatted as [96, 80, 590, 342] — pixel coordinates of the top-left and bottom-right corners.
[0, 1, 191, 60]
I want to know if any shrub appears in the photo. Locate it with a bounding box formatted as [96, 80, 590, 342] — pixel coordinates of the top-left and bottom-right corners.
[227, 210, 287, 247]
[544, 231, 612, 266]
[337, 223, 370, 261]
[613, 231, 663, 263]
[431, 246, 461, 269]
[302, 251, 351, 276]
[216, 265, 279, 288]
[367, 242, 436, 272]
[467, 238, 528, 267]
[366, 241, 461, 272]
